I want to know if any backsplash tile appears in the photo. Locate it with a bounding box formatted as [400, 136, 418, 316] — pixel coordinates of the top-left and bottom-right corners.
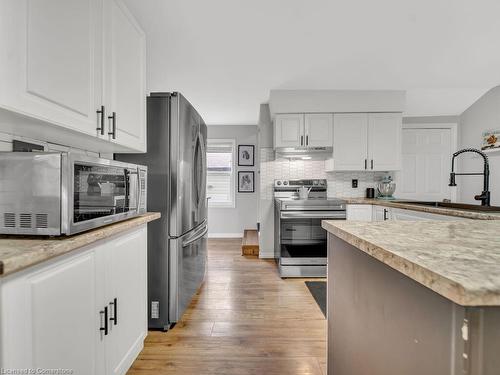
[260, 148, 390, 199]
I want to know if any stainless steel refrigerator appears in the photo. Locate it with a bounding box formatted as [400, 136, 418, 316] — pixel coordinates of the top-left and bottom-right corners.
[116, 92, 207, 330]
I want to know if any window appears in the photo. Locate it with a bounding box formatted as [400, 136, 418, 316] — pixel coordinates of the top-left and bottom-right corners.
[207, 139, 235, 208]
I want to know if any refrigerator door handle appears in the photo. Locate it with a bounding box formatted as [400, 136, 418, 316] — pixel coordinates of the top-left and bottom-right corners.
[182, 225, 208, 247]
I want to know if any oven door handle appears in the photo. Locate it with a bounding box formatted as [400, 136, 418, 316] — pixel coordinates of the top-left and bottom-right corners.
[280, 211, 346, 219]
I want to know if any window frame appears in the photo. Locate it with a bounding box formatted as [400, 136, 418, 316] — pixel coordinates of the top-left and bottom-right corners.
[206, 138, 236, 208]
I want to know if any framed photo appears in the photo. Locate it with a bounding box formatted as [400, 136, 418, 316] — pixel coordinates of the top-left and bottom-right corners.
[238, 145, 255, 166]
[238, 171, 255, 193]
[481, 129, 500, 150]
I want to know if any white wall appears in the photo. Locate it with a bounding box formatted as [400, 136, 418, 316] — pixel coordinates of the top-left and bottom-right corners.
[207, 125, 259, 237]
[458, 85, 500, 205]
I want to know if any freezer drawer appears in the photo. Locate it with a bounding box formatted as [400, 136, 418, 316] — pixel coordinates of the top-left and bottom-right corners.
[169, 222, 208, 322]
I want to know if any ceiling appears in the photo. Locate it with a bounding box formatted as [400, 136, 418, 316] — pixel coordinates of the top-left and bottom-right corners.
[124, 0, 500, 125]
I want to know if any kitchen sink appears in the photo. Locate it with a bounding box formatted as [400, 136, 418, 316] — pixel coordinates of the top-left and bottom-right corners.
[393, 200, 500, 212]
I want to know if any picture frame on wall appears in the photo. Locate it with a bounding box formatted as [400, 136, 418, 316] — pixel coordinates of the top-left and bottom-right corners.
[238, 145, 255, 166]
[481, 129, 500, 150]
[238, 171, 255, 193]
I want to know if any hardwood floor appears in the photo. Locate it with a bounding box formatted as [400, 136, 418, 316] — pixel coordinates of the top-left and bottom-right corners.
[127, 238, 327, 375]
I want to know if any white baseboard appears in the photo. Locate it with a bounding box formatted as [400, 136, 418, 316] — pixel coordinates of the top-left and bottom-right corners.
[259, 249, 275, 259]
[208, 232, 243, 238]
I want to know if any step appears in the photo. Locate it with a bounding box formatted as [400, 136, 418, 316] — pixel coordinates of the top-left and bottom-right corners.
[241, 229, 259, 256]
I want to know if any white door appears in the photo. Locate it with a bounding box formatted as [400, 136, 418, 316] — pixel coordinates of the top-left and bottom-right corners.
[27, 252, 101, 374]
[104, 0, 147, 152]
[274, 114, 304, 148]
[304, 114, 333, 147]
[105, 226, 147, 375]
[0, 0, 102, 136]
[333, 113, 368, 170]
[368, 113, 402, 171]
[397, 128, 453, 201]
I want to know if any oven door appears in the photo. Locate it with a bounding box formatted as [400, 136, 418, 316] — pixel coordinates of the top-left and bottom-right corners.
[64, 155, 141, 235]
[279, 210, 345, 266]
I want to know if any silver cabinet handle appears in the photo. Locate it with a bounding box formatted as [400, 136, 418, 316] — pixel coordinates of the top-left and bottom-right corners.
[364, 159, 367, 170]
[108, 112, 116, 139]
[96, 105, 105, 135]
[371, 159, 374, 170]
[306, 135, 309, 146]
[300, 135, 304, 146]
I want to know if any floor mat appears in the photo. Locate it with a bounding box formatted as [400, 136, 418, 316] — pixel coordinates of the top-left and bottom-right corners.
[305, 281, 326, 317]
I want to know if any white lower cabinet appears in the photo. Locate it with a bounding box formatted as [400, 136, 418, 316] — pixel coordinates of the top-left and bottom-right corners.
[346, 205, 373, 221]
[0, 225, 147, 375]
[104, 227, 147, 375]
[390, 207, 470, 221]
[373, 206, 391, 221]
[372, 206, 471, 222]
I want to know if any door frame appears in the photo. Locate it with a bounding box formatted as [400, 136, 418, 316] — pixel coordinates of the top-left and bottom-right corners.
[399, 122, 458, 202]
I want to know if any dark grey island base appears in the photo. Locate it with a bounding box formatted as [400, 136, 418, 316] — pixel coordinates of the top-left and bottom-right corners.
[327, 234, 500, 375]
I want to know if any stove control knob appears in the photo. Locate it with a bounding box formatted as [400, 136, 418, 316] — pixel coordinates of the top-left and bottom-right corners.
[319, 180, 325, 185]
[313, 180, 318, 185]
[276, 181, 282, 185]
[283, 181, 288, 185]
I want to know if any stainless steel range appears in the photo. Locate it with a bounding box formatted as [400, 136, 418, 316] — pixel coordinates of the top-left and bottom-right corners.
[274, 179, 346, 277]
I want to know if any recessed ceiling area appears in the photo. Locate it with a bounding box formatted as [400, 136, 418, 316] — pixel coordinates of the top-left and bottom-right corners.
[124, 0, 500, 125]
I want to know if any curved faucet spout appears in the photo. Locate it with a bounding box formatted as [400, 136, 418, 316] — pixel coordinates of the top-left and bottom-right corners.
[449, 148, 490, 206]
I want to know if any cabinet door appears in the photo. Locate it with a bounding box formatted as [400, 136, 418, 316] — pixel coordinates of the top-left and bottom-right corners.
[373, 206, 391, 221]
[0, 251, 103, 374]
[0, 0, 103, 136]
[274, 114, 304, 148]
[104, 0, 147, 152]
[333, 114, 368, 170]
[105, 226, 147, 375]
[368, 113, 402, 171]
[304, 114, 333, 147]
[346, 205, 373, 221]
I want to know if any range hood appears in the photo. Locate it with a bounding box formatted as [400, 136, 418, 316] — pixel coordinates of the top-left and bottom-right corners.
[275, 146, 333, 160]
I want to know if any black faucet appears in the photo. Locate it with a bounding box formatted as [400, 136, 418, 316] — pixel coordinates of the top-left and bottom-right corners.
[449, 148, 490, 206]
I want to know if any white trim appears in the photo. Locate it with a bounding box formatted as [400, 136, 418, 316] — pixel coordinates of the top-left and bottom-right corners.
[258, 249, 275, 259]
[400, 122, 458, 202]
[208, 232, 242, 238]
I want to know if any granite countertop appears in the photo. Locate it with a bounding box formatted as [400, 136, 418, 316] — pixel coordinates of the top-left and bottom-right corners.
[0, 212, 161, 277]
[322, 219, 500, 306]
[343, 198, 500, 220]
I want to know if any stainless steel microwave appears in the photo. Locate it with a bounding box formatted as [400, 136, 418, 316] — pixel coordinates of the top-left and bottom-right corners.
[0, 152, 147, 236]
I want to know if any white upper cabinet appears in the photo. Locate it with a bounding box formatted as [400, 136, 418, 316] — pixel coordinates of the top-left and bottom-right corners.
[103, 0, 146, 152]
[274, 113, 333, 149]
[304, 114, 333, 147]
[274, 114, 304, 148]
[332, 112, 402, 171]
[333, 113, 369, 170]
[368, 113, 402, 171]
[0, 0, 146, 152]
[0, 0, 102, 136]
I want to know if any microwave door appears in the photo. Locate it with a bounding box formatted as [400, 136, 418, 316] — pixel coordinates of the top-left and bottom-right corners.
[127, 169, 139, 214]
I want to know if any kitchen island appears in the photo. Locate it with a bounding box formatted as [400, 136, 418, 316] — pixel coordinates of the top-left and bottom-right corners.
[322, 219, 500, 375]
